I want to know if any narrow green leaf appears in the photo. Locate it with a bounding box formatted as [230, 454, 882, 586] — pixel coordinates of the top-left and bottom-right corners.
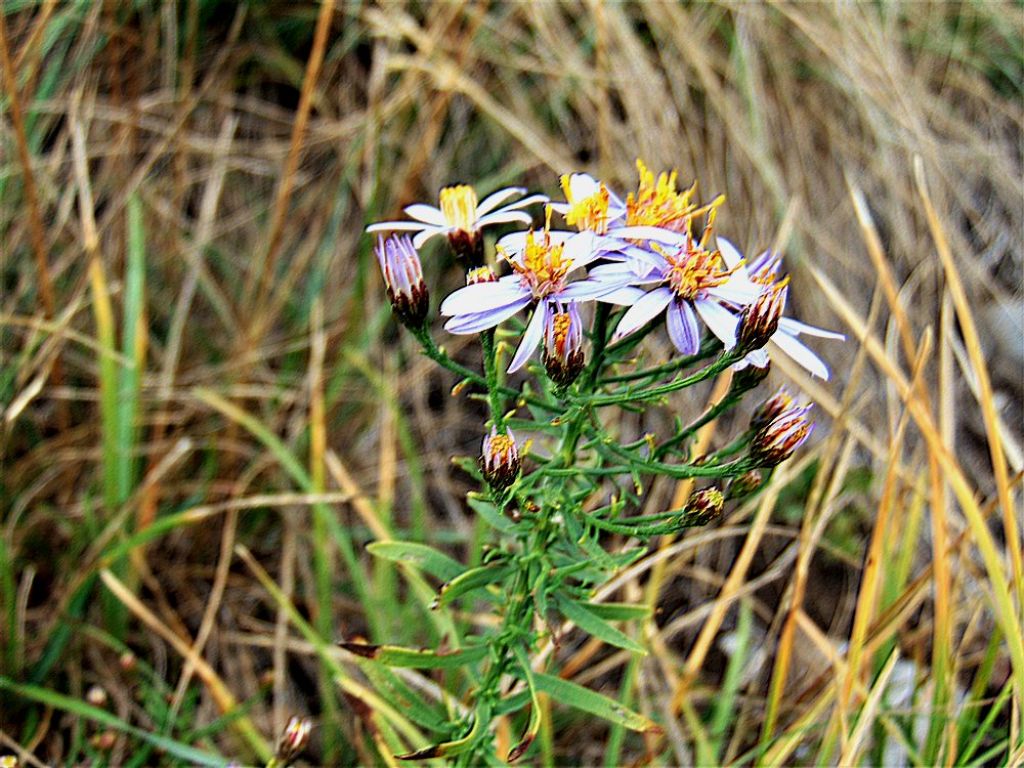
[555, 596, 647, 655]
[0, 678, 229, 766]
[340, 641, 488, 670]
[529, 672, 660, 733]
[435, 563, 512, 608]
[582, 602, 652, 622]
[367, 541, 466, 583]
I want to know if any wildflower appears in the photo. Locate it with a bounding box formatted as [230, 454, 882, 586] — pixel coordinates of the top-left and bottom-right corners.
[481, 426, 521, 490]
[543, 304, 586, 387]
[751, 403, 814, 467]
[729, 360, 771, 393]
[726, 469, 764, 500]
[276, 716, 313, 765]
[750, 387, 795, 433]
[440, 217, 617, 372]
[624, 159, 719, 233]
[376, 235, 429, 328]
[610, 234, 761, 355]
[366, 185, 548, 262]
[684, 487, 725, 524]
[549, 173, 626, 235]
[718, 238, 845, 380]
[0, 757, 17, 768]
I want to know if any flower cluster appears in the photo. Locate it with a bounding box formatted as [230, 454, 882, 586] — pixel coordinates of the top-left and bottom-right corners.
[371, 164, 841, 381]
[362, 161, 843, 764]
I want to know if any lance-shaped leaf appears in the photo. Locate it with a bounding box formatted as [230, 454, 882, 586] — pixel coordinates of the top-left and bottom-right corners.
[367, 541, 465, 582]
[434, 562, 513, 608]
[582, 602, 653, 622]
[339, 641, 489, 670]
[397, 701, 493, 761]
[508, 646, 542, 762]
[555, 595, 647, 655]
[466, 493, 519, 533]
[529, 672, 661, 733]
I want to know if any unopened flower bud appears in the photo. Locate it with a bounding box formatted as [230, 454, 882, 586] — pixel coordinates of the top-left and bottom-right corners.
[750, 387, 795, 433]
[684, 487, 725, 525]
[276, 716, 312, 765]
[118, 651, 137, 672]
[466, 265, 497, 285]
[480, 426, 521, 490]
[0, 756, 18, 768]
[751, 404, 814, 467]
[737, 283, 787, 352]
[726, 469, 764, 500]
[376, 235, 429, 328]
[543, 305, 585, 388]
[91, 731, 117, 751]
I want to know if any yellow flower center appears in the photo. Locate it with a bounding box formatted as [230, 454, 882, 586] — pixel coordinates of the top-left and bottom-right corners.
[503, 214, 572, 298]
[625, 159, 700, 232]
[439, 185, 479, 232]
[560, 175, 611, 234]
[487, 434, 516, 462]
[658, 242, 739, 301]
[550, 312, 573, 355]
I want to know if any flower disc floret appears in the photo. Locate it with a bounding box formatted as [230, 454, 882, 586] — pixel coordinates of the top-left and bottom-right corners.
[560, 174, 611, 234]
[659, 241, 741, 302]
[506, 228, 571, 299]
[626, 159, 700, 232]
[440, 185, 479, 233]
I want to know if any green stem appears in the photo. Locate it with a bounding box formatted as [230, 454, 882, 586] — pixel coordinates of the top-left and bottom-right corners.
[480, 329, 505, 428]
[581, 349, 741, 407]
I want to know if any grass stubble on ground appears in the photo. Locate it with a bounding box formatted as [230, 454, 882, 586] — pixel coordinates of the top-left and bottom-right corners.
[0, 2, 1021, 765]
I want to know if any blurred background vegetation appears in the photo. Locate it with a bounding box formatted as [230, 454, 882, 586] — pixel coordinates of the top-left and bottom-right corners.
[1, 1, 1021, 765]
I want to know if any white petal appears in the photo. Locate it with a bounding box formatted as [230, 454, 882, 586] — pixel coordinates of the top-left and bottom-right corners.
[476, 210, 535, 228]
[412, 227, 447, 249]
[694, 297, 739, 349]
[667, 300, 701, 355]
[475, 187, 526, 216]
[403, 204, 447, 225]
[613, 286, 673, 339]
[498, 193, 549, 212]
[716, 236, 745, 270]
[565, 231, 598, 271]
[444, 298, 530, 334]
[566, 173, 601, 199]
[779, 317, 846, 340]
[771, 331, 830, 379]
[366, 221, 430, 233]
[440, 277, 524, 316]
[496, 229, 572, 254]
[707, 274, 761, 305]
[508, 303, 547, 373]
[743, 348, 771, 368]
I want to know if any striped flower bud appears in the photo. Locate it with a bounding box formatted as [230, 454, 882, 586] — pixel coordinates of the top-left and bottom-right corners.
[730, 360, 771, 393]
[276, 716, 312, 765]
[480, 426, 521, 491]
[685, 487, 724, 525]
[751, 404, 814, 467]
[543, 304, 585, 387]
[376, 235, 429, 328]
[737, 283, 787, 353]
[726, 469, 764, 500]
[466, 265, 497, 285]
[750, 387, 795, 433]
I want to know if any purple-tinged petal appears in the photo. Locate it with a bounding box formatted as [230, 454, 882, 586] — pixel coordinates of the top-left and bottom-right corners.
[440, 277, 524, 316]
[742, 348, 771, 368]
[496, 229, 573, 254]
[598, 286, 648, 305]
[444, 297, 530, 334]
[706, 273, 762, 305]
[667, 300, 701, 355]
[716, 237, 745, 270]
[694, 297, 740, 349]
[403, 204, 447, 225]
[613, 286, 673, 340]
[771, 331, 830, 379]
[475, 186, 526, 216]
[556, 277, 629, 301]
[508, 302, 547, 373]
[565, 231, 599, 271]
[607, 225, 687, 244]
[366, 221, 432, 234]
[778, 317, 846, 340]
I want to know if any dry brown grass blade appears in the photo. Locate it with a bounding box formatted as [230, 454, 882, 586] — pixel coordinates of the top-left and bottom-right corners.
[914, 156, 1023, 607]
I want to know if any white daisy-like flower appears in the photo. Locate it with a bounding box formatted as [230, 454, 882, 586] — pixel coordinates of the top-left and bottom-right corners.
[365, 185, 548, 260]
